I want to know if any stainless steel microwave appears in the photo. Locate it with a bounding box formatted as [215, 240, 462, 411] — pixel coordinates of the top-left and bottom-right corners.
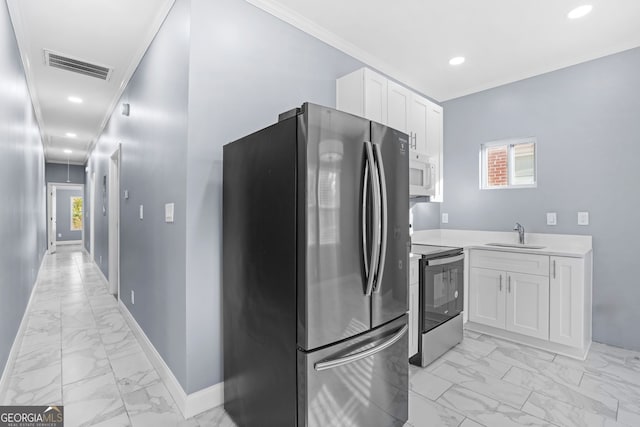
[409, 153, 435, 197]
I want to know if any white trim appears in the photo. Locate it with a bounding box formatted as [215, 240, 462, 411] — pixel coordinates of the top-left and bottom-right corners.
[56, 240, 83, 246]
[0, 251, 47, 403]
[118, 300, 223, 418]
[245, 0, 427, 101]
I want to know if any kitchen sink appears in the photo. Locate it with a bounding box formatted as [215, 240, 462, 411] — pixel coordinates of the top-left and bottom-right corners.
[485, 242, 546, 250]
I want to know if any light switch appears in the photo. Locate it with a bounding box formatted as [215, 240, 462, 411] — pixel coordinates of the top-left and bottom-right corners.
[546, 212, 557, 226]
[578, 211, 589, 225]
[139, 205, 144, 220]
[442, 213, 449, 224]
[165, 203, 175, 223]
[124, 190, 129, 199]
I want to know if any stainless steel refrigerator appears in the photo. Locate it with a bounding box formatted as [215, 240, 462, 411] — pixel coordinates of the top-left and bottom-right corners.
[223, 103, 409, 427]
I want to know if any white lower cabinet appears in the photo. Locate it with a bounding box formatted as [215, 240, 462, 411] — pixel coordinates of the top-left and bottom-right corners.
[468, 249, 592, 359]
[549, 256, 585, 348]
[469, 268, 549, 340]
[506, 272, 549, 340]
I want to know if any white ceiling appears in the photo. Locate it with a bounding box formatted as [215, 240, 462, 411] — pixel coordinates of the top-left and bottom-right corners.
[7, 0, 175, 164]
[248, 0, 640, 102]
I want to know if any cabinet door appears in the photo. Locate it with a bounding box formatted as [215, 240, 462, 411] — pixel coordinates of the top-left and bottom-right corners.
[409, 93, 429, 156]
[549, 257, 584, 348]
[469, 268, 505, 329]
[387, 80, 410, 133]
[363, 68, 388, 124]
[409, 283, 419, 357]
[506, 272, 549, 340]
[426, 103, 443, 202]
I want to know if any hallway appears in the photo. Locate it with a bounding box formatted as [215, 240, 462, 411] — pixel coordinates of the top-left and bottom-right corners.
[0, 245, 235, 427]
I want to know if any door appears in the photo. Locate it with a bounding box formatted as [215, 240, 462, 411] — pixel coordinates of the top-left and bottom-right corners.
[506, 272, 549, 340]
[363, 68, 388, 125]
[298, 315, 408, 427]
[90, 172, 96, 260]
[421, 255, 464, 333]
[469, 267, 505, 328]
[549, 257, 584, 347]
[408, 283, 418, 357]
[108, 147, 121, 297]
[299, 104, 372, 351]
[371, 122, 409, 329]
[387, 81, 410, 133]
[49, 185, 57, 254]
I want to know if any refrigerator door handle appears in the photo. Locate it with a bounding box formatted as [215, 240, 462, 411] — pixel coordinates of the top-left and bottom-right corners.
[373, 143, 388, 294]
[314, 325, 408, 372]
[362, 162, 369, 277]
[364, 141, 381, 297]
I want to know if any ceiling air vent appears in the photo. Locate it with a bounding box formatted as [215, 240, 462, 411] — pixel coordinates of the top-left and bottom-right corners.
[44, 50, 112, 81]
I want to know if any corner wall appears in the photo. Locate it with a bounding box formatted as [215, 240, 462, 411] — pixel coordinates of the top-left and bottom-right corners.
[185, 0, 363, 392]
[0, 1, 46, 376]
[442, 47, 640, 351]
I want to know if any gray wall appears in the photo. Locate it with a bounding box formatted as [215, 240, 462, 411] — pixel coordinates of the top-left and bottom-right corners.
[411, 201, 440, 231]
[0, 1, 46, 376]
[185, 0, 363, 392]
[55, 188, 83, 242]
[86, 0, 190, 388]
[442, 47, 640, 351]
[45, 163, 85, 184]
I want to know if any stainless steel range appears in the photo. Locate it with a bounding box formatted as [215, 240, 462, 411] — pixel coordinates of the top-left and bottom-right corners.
[410, 245, 464, 367]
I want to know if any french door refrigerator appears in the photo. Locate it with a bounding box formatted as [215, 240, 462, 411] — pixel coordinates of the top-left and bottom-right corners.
[223, 103, 409, 427]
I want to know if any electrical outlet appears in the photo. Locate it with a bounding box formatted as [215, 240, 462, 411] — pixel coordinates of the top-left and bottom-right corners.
[131, 290, 135, 305]
[139, 205, 144, 220]
[546, 212, 557, 226]
[58, 233, 62, 238]
[578, 211, 589, 226]
[442, 213, 449, 224]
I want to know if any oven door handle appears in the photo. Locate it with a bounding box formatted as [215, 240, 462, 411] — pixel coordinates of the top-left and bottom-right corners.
[426, 254, 464, 266]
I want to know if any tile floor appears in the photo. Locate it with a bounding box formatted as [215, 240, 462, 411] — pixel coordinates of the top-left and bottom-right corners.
[1, 245, 234, 426]
[3, 245, 640, 427]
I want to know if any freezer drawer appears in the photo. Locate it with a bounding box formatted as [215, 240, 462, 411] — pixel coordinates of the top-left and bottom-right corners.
[297, 315, 408, 427]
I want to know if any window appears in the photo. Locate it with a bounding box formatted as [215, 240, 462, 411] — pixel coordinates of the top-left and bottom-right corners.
[480, 138, 536, 189]
[71, 196, 83, 231]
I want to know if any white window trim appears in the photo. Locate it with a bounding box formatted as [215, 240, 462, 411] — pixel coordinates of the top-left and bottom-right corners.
[70, 196, 83, 231]
[479, 137, 537, 190]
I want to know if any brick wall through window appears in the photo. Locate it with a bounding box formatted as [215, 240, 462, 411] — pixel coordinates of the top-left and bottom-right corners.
[486, 145, 508, 187]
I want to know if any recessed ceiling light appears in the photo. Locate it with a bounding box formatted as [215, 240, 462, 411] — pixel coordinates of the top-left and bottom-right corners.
[568, 5, 592, 19]
[64, 149, 72, 154]
[449, 56, 465, 66]
[65, 132, 77, 138]
[67, 96, 83, 104]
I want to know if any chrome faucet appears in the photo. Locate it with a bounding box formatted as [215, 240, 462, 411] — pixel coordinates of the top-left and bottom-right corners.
[513, 223, 525, 244]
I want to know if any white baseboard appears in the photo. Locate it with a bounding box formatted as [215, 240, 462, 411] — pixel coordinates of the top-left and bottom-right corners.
[0, 250, 48, 403]
[118, 300, 223, 418]
[56, 240, 83, 246]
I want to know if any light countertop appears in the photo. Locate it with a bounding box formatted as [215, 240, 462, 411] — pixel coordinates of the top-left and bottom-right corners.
[411, 229, 592, 258]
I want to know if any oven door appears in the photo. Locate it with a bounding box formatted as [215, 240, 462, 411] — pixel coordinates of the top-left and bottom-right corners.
[421, 254, 464, 333]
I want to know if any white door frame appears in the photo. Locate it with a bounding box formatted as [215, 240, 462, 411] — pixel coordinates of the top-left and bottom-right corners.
[90, 171, 96, 260]
[108, 146, 121, 298]
[47, 182, 85, 252]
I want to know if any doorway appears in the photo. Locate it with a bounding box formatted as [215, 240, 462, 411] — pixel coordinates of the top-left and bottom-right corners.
[108, 146, 121, 298]
[90, 171, 96, 260]
[47, 182, 85, 254]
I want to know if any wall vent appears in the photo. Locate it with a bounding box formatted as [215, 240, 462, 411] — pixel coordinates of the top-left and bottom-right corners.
[44, 50, 112, 81]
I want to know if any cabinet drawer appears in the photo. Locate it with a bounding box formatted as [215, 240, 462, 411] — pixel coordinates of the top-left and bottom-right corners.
[409, 258, 419, 285]
[471, 250, 549, 276]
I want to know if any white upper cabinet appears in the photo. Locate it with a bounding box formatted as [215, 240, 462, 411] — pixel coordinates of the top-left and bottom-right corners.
[387, 80, 411, 133]
[336, 68, 387, 125]
[337, 67, 444, 201]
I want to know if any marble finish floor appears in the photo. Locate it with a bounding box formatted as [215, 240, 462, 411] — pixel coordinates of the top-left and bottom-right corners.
[407, 329, 640, 427]
[4, 245, 640, 426]
[1, 245, 234, 426]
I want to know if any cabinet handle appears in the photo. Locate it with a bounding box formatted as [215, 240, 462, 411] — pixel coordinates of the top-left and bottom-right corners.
[508, 275, 511, 293]
[499, 274, 502, 291]
[553, 260, 556, 279]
